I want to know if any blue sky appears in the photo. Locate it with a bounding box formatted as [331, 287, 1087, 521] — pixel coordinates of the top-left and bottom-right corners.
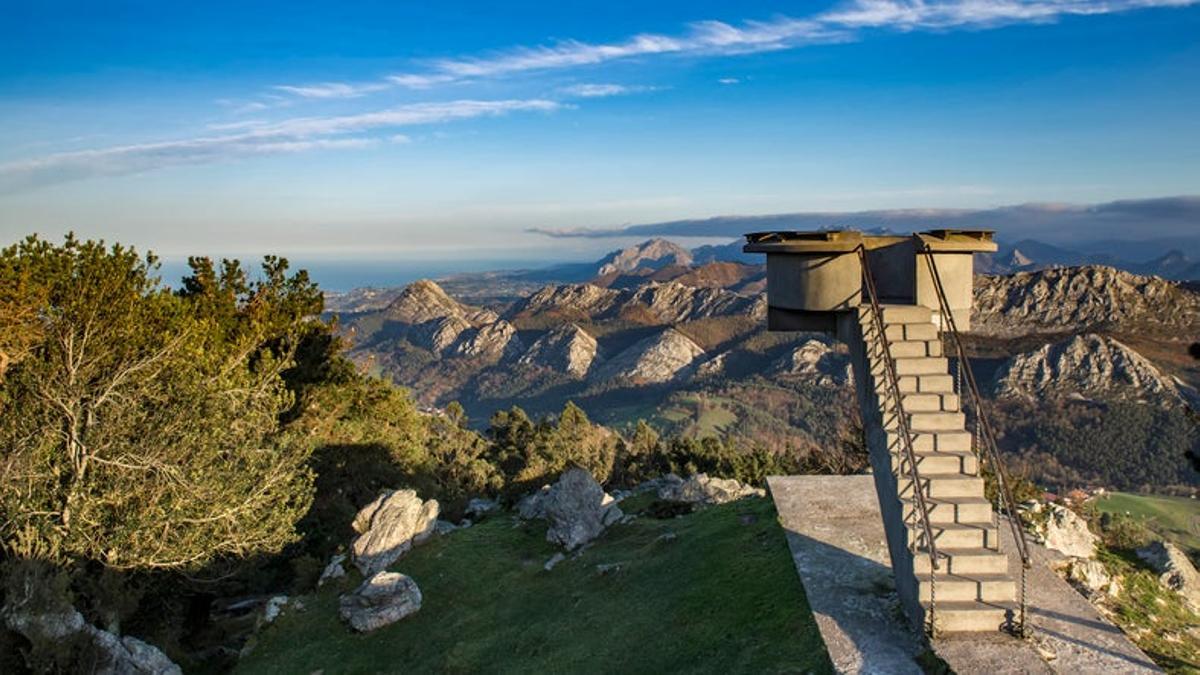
[2, 0, 1198, 262]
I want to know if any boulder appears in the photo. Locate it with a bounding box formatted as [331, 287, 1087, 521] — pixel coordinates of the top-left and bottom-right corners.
[318, 554, 346, 587]
[351, 489, 439, 576]
[656, 473, 765, 505]
[3, 603, 181, 675]
[465, 497, 500, 518]
[1137, 541, 1200, 612]
[520, 467, 624, 551]
[1039, 504, 1097, 559]
[339, 572, 423, 633]
[1064, 558, 1116, 599]
[261, 595, 288, 624]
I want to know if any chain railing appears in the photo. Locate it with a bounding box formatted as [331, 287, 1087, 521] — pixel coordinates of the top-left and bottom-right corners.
[855, 245, 944, 636]
[919, 245, 1032, 636]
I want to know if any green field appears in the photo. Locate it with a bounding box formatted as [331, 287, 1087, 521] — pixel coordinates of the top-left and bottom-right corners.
[237, 496, 832, 675]
[1095, 492, 1200, 554]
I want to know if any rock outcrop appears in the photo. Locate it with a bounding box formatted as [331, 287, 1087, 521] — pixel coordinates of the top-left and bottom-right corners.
[383, 279, 497, 326]
[1034, 504, 1098, 559]
[597, 329, 705, 385]
[518, 467, 623, 551]
[623, 281, 761, 323]
[3, 603, 181, 674]
[450, 319, 522, 361]
[995, 334, 1189, 404]
[508, 284, 621, 321]
[770, 338, 851, 386]
[318, 554, 347, 587]
[410, 314, 472, 354]
[656, 473, 765, 505]
[1063, 558, 1118, 599]
[973, 265, 1200, 336]
[339, 572, 423, 633]
[518, 324, 600, 377]
[351, 489, 439, 575]
[1137, 541, 1200, 612]
[596, 238, 693, 276]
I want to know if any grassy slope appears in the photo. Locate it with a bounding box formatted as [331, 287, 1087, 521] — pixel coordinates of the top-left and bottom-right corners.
[237, 496, 833, 675]
[1095, 492, 1200, 555]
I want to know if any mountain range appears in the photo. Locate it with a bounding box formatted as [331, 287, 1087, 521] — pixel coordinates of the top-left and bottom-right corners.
[328, 236, 1200, 492]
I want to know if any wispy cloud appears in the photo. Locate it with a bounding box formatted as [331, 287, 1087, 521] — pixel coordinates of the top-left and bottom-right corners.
[718, 77, 740, 85]
[272, 0, 1197, 99]
[559, 83, 656, 98]
[0, 99, 563, 193]
[274, 81, 391, 99]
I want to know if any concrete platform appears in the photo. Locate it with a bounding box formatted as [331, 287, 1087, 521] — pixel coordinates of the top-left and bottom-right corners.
[767, 475, 1161, 674]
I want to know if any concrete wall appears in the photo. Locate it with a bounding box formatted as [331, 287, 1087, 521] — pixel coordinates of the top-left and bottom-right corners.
[914, 252, 976, 331]
[843, 311, 926, 632]
[765, 252, 861, 312]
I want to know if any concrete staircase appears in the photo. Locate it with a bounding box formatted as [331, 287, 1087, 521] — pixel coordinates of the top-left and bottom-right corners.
[849, 303, 1017, 634]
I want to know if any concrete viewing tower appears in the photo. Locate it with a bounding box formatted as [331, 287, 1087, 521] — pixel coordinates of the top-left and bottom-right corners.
[743, 229, 1033, 636]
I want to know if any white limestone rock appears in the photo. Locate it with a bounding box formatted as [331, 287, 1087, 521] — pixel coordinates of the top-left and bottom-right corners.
[318, 554, 347, 587]
[656, 473, 765, 505]
[339, 572, 422, 633]
[518, 467, 623, 551]
[972, 265, 1200, 337]
[518, 324, 600, 377]
[1137, 540, 1200, 612]
[597, 328, 705, 384]
[351, 489, 440, 576]
[770, 338, 851, 386]
[995, 333, 1189, 405]
[1037, 504, 1098, 559]
[596, 238, 693, 276]
[450, 320, 523, 361]
[1064, 558, 1117, 599]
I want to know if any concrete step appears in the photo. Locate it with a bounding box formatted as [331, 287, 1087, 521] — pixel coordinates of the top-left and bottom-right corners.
[858, 304, 933, 324]
[894, 373, 954, 394]
[924, 600, 1018, 634]
[901, 392, 960, 412]
[908, 522, 1000, 550]
[892, 450, 978, 475]
[898, 474, 984, 499]
[888, 339, 943, 358]
[914, 547, 1010, 575]
[887, 430, 972, 453]
[882, 322, 940, 342]
[907, 411, 966, 431]
[892, 356, 949, 376]
[917, 573, 1016, 604]
[903, 496, 993, 525]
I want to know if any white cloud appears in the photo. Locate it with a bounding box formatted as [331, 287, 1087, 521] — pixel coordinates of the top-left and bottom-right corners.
[718, 77, 740, 85]
[0, 99, 564, 193]
[273, 81, 390, 99]
[270, 0, 1196, 99]
[559, 83, 656, 98]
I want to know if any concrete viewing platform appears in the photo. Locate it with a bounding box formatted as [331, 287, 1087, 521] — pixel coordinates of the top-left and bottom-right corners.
[768, 475, 1161, 674]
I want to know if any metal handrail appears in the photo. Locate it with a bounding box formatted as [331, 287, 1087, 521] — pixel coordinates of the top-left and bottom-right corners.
[919, 246, 1032, 633]
[855, 246, 943, 583]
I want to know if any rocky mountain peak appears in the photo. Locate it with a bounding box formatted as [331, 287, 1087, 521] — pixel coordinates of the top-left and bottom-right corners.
[385, 279, 498, 326]
[517, 323, 601, 378]
[770, 339, 851, 387]
[972, 265, 1200, 336]
[596, 328, 705, 385]
[995, 333, 1190, 404]
[596, 239, 693, 277]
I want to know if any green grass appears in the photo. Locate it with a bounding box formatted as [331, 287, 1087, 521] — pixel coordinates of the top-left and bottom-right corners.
[1096, 549, 1200, 674]
[237, 497, 833, 675]
[1095, 492, 1200, 555]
